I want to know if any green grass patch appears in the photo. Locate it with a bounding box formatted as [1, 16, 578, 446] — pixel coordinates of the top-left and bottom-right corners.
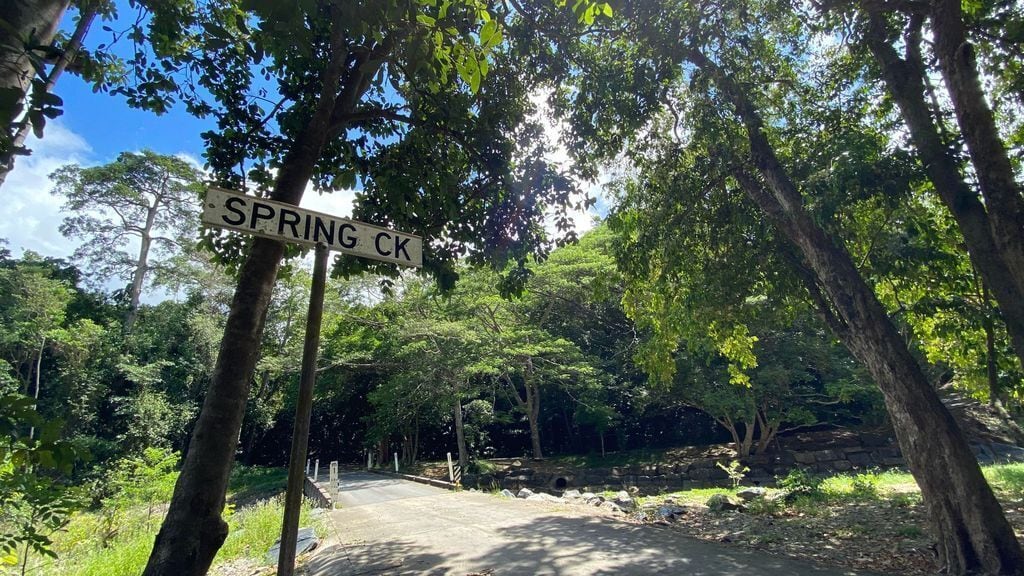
[983, 462, 1024, 499]
[228, 465, 289, 506]
[29, 465, 320, 576]
[637, 463, 1022, 514]
[469, 459, 499, 474]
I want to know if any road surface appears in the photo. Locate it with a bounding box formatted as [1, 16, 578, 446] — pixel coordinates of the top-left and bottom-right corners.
[301, 471, 874, 576]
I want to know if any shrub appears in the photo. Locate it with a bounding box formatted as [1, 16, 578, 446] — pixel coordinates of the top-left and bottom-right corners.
[779, 468, 823, 498]
[715, 460, 749, 488]
[745, 495, 783, 516]
[850, 471, 880, 500]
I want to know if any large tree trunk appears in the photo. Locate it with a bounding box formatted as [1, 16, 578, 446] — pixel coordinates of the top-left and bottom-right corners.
[0, 3, 94, 188]
[930, 0, 1024, 298]
[142, 16, 355, 576]
[687, 49, 1024, 574]
[0, 0, 68, 132]
[861, 8, 1024, 375]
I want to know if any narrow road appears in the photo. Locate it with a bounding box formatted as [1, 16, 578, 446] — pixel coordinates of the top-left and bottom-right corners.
[302, 472, 873, 576]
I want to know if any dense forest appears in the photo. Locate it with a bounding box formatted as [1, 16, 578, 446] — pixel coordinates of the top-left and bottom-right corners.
[3, 0, 1024, 574]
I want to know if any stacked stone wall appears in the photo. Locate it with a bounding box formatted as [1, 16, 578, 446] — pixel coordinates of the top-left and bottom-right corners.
[470, 434, 1022, 495]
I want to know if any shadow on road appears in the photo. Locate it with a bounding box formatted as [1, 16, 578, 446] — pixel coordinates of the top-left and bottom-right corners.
[304, 510, 870, 575]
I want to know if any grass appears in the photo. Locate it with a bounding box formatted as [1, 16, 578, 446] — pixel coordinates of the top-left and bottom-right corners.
[983, 462, 1024, 499]
[30, 466, 325, 576]
[637, 463, 1024, 512]
[228, 465, 290, 506]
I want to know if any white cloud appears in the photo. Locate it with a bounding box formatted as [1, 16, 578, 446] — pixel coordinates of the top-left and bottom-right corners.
[0, 120, 93, 259]
[299, 183, 356, 218]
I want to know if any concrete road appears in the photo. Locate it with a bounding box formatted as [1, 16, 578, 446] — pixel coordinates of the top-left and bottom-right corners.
[302, 472, 874, 576]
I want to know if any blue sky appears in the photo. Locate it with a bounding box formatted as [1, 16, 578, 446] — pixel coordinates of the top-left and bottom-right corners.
[2, 4, 602, 297]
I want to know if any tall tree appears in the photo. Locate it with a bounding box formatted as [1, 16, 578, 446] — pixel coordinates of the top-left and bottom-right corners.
[846, 1, 1024, 375]
[554, 1, 1023, 572]
[50, 150, 204, 334]
[457, 268, 603, 460]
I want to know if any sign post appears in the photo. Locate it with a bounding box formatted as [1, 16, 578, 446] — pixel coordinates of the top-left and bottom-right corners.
[201, 188, 421, 576]
[276, 243, 328, 576]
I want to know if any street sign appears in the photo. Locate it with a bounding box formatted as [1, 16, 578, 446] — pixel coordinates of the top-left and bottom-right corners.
[199, 186, 423, 576]
[202, 187, 422, 267]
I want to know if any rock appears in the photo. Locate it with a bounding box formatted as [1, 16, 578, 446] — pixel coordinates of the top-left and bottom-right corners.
[736, 487, 767, 501]
[500, 489, 516, 498]
[516, 488, 534, 499]
[613, 492, 636, 512]
[585, 495, 605, 506]
[793, 451, 816, 464]
[706, 493, 744, 512]
[562, 489, 582, 500]
[581, 492, 596, 500]
[600, 501, 624, 514]
[526, 494, 546, 501]
[656, 505, 686, 520]
[540, 493, 564, 503]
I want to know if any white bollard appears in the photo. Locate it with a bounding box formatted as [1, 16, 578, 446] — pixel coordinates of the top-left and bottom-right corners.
[367, 452, 372, 469]
[447, 452, 455, 483]
[314, 459, 319, 480]
[394, 452, 399, 472]
[306, 459, 310, 476]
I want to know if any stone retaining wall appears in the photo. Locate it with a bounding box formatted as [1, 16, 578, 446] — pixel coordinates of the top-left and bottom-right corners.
[468, 436, 1024, 496]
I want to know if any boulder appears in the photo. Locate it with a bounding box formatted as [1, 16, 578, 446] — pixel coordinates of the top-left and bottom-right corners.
[581, 492, 596, 500]
[516, 488, 534, 499]
[526, 494, 546, 502]
[706, 493, 744, 512]
[613, 492, 636, 512]
[735, 487, 767, 501]
[500, 489, 516, 499]
[585, 495, 605, 506]
[600, 501, 624, 514]
[562, 489, 582, 500]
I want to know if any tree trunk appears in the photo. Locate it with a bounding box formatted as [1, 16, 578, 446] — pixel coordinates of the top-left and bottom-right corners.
[687, 49, 1024, 575]
[983, 286, 1002, 408]
[740, 420, 755, 458]
[861, 8, 1024, 374]
[0, 3, 94, 187]
[142, 15, 354, 576]
[524, 359, 543, 459]
[125, 200, 158, 334]
[930, 0, 1024, 298]
[28, 336, 44, 440]
[453, 384, 468, 471]
[0, 0, 68, 131]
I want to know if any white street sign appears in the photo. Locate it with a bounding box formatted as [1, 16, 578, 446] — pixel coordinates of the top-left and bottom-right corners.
[202, 187, 422, 267]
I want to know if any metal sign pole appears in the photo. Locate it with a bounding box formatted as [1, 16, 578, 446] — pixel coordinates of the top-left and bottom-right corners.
[276, 243, 329, 576]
